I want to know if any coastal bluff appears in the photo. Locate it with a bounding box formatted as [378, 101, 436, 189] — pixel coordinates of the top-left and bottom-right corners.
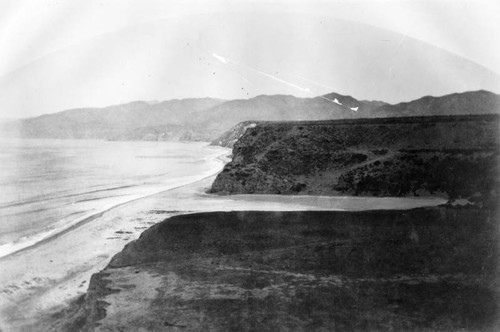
[211, 114, 500, 203]
[51, 114, 500, 331]
[56, 209, 498, 331]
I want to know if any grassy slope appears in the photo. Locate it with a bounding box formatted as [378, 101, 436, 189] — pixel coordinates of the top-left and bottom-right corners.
[57, 208, 499, 331]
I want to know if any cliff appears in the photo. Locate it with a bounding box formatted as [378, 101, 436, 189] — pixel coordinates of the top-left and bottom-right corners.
[56, 208, 499, 331]
[211, 114, 500, 203]
[53, 113, 500, 330]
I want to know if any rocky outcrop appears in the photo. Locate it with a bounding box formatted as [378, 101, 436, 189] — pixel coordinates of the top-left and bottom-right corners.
[57, 208, 499, 331]
[211, 114, 499, 203]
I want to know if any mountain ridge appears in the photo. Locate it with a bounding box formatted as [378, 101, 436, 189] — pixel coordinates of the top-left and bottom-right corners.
[373, 89, 499, 117]
[1, 90, 498, 141]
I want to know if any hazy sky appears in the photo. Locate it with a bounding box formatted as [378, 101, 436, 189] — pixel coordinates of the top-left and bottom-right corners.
[1, 0, 499, 117]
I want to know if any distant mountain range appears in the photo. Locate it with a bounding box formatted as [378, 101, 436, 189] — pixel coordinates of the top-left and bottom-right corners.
[0, 98, 223, 139]
[1, 90, 498, 142]
[373, 90, 500, 117]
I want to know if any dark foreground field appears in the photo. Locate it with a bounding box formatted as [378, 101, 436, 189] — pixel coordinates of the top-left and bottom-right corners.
[56, 207, 499, 331]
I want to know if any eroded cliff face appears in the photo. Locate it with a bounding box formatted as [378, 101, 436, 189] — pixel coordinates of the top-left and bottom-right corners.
[211, 115, 500, 203]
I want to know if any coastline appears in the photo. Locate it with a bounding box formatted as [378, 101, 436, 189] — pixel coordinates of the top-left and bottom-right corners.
[0, 144, 231, 330]
[0, 145, 449, 331]
[0, 167, 227, 261]
[0, 140, 232, 259]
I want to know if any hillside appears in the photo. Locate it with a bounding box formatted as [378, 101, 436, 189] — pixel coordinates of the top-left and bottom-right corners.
[0, 98, 224, 139]
[56, 208, 499, 331]
[0, 92, 379, 140]
[104, 124, 209, 141]
[374, 90, 500, 117]
[0, 93, 373, 140]
[191, 93, 385, 135]
[211, 114, 500, 204]
[210, 90, 500, 148]
[4, 13, 500, 118]
[3, 90, 499, 142]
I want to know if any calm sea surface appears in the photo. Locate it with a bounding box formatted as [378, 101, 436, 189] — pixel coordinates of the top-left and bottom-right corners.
[0, 138, 226, 257]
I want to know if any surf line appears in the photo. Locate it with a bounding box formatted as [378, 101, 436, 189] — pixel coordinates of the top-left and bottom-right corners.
[0, 148, 230, 261]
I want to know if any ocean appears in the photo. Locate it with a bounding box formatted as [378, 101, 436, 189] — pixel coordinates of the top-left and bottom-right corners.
[0, 138, 227, 258]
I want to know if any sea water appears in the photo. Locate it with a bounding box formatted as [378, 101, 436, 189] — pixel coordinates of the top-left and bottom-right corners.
[0, 138, 226, 258]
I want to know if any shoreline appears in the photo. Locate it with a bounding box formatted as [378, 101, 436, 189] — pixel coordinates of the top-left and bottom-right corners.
[0, 144, 456, 331]
[0, 167, 228, 261]
[0, 144, 231, 330]
[0, 181, 449, 329]
[0, 140, 231, 259]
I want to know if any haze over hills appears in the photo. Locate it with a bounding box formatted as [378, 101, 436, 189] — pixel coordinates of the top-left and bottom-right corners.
[373, 90, 500, 117]
[1, 90, 499, 142]
[1, 14, 499, 118]
[189, 93, 386, 136]
[1, 98, 224, 139]
[208, 90, 500, 146]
